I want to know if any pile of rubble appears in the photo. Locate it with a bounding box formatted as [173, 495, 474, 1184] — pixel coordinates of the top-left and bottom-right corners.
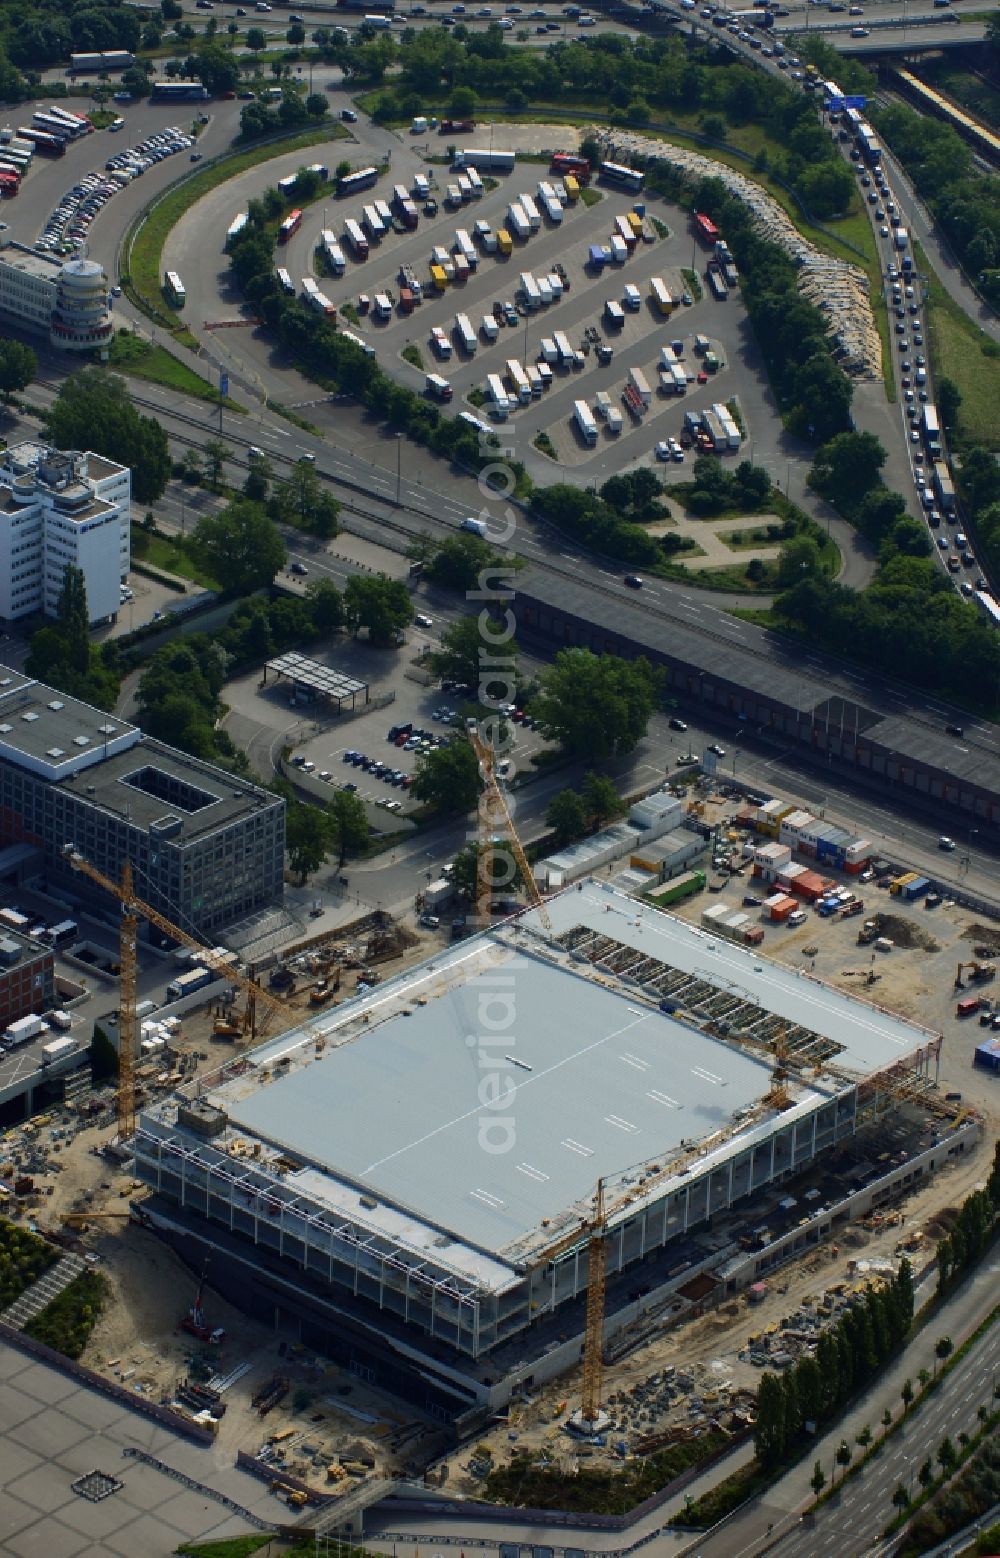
[608, 1363, 756, 1452]
[608, 133, 883, 380]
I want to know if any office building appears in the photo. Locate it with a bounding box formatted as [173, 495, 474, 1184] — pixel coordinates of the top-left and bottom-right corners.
[0, 242, 112, 352]
[0, 440, 130, 625]
[0, 669, 285, 936]
[0, 928, 54, 1032]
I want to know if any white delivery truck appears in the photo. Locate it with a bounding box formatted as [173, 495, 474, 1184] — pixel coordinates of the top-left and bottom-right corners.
[623, 283, 641, 311]
[553, 330, 574, 366]
[507, 202, 530, 240]
[506, 358, 532, 404]
[40, 1036, 78, 1067]
[519, 271, 541, 310]
[431, 325, 453, 359]
[454, 228, 477, 267]
[519, 194, 541, 231]
[574, 399, 598, 446]
[455, 313, 477, 355]
[628, 366, 652, 406]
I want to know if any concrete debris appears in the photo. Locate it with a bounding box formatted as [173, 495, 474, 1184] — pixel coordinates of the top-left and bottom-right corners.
[608, 133, 882, 380]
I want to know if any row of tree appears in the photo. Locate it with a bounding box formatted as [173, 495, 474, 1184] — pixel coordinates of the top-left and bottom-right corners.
[937, 1141, 1000, 1297]
[335, 28, 845, 218]
[755, 1260, 915, 1470]
[25, 566, 121, 711]
[279, 778, 369, 882]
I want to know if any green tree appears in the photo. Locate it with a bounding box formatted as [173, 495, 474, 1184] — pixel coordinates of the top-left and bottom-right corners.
[411, 738, 480, 814]
[244, 449, 273, 502]
[810, 1460, 826, 1498]
[246, 25, 267, 53]
[777, 534, 823, 588]
[272, 460, 340, 536]
[285, 798, 335, 882]
[546, 788, 587, 847]
[45, 369, 170, 503]
[193, 499, 287, 593]
[892, 1483, 911, 1513]
[450, 84, 476, 117]
[937, 375, 962, 434]
[202, 437, 228, 489]
[425, 532, 517, 592]
[328, 787, 369, 865]
[935, 1336, 954, 1374]
[303, 577, 343, 632]
[881, 1407, 893, 1435]
[937, 1234, 952, 1294]
[306, 91, 328, 118]
[808, 431, 887, 516]
[937, 1435, 957, 1474]
[54, 564, 91, 674]
[434, 613, 518, 692]
[90, 1024, 117, 1083]
[194, 40, 239, 93]
[343, 575, 412, 645]
[755, 1374, 787, 1469]
[582, 771, 625, 828]
[532, 649, 662, 759]
[855, 1424, 872, 1448]
[0, 339, 37, 403]
[901, 1377, 914, 1414]
[180, 447, 203, 485]
[918, 1458, 933, 1489]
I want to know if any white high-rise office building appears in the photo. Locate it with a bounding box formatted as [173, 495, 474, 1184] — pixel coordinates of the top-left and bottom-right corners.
[0, 441, 130, 625]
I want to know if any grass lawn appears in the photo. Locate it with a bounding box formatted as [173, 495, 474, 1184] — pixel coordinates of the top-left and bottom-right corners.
[123, 124, 343, 329]
[579, 185, 603, 208]
[133, 530, 222, 591]
[401, 342, 424, 369]
[108, 330, 244, 409]
[915, 240, 1000, 450]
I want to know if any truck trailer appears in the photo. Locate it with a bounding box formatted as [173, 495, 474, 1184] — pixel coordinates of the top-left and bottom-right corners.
[452, 148, 516, 173]
[574, 399, 598, 446]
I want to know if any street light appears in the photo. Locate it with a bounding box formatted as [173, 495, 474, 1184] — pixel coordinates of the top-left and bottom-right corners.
[395, 432, 403, 505]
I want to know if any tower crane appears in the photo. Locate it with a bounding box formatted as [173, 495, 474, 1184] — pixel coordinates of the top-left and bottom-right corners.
[536, 1086, 794, 1430]
[61, 846, 291, 1142]
[467, 725, 551, 930]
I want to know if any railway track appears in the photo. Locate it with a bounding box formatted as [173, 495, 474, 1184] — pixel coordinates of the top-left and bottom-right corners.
[29, 382, 997, 766]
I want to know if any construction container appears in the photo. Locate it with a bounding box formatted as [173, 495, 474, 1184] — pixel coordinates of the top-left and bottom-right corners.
[645, 870, 705, 907]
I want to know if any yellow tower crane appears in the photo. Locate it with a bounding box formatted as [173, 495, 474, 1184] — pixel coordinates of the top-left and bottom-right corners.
[61, 846, 291, 1142]
[466, 724, 551, 930]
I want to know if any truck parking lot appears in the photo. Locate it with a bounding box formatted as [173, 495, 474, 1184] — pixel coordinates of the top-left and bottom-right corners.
[281, 160, 755, 474]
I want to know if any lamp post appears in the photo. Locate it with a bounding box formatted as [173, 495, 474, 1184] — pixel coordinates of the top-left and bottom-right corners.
[395, 432, 402, 505]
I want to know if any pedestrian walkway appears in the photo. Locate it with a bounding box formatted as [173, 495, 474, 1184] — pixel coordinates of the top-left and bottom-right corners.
[1, 1252, 86, 1331]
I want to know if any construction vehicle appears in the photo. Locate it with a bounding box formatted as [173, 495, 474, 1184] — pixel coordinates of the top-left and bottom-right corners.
[309, 969, 341, 1007]
[955, 960, 996, 989]
[61, 846, 292, 1140]
[212, 1014, 243, 1039]
[179, 1264, 225, 1345]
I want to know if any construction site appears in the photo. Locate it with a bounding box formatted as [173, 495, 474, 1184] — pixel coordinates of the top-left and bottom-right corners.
[0, 766, 996, 1521]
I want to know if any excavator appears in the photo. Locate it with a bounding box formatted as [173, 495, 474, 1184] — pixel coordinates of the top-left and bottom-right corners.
[955, 959, 996, 989]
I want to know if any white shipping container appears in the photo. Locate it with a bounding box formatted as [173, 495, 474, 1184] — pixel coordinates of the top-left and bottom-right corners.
[628, 366, 652, 405]
[623, 283, 641, 311]
[546, 272, 563, 298]
[537, 277, 553, 306]
[539, 338, 558, 364]
[5, 1014, 42, 1044]
[481, 314, 499, 341]
[574, 398, 598, 445]
[40, 1036, 77, 1066]
[610, 234, 628, 265]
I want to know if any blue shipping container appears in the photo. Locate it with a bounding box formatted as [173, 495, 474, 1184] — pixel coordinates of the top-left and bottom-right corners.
[589, 244, 605, 270]
[903, 876, 930, 901]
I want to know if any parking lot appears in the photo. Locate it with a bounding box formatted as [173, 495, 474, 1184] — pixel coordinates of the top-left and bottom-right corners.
[222, 627, 550, 817]
[33, 122, 197, 258]
[282, 166, 752, 475]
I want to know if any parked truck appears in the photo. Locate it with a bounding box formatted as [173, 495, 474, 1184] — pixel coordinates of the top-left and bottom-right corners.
[519, 194, 541, 231]
[506, 358, 531, 404]
[454, 228, 477, 268]
[496, 228, 513, 256]
[362, 204, 384, 240]
[506, 202, 530, 241]
[40, 1036, 78, 1067]
[4, 1014, 43, 1048]
[574, 399, 598, 446]
[628, 366, 652, 406]
[553, 330, 575, 367]
[166, 966, 214, 1001]
[706, 268, 729, 301]
[344, 218, 368, 259]
[519, 270, 541, 310]
[454, 312, 477, 355]
[452, 147, 516, 173]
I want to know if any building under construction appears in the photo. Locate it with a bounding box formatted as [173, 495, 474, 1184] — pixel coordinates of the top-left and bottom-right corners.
[134, 880, 967, 1432]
